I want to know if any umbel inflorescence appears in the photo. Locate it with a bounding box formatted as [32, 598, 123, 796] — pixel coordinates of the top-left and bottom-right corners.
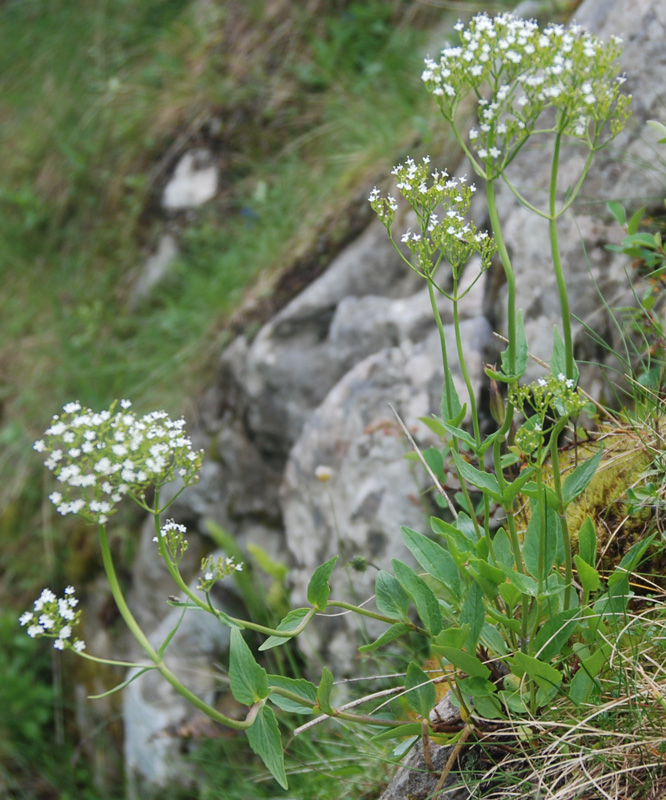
[421, 12, 630, 177]
[33, 399, 203, 524]
[19, 586, 86, 652]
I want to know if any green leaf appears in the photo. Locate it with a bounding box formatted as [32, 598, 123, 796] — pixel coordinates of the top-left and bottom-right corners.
[480, 621, 508, 656]
[268, 675, 316, 714]
[523, 499, 561, 580]
[457, 676, 497, 697]
[514, 309, 528, 379]
[569, 643, 612, 706]
[459, 581, 485, 650]
[562, 448, 604, 506]
[307, 555, 338, 610]
[578, 516, 597, 567]
[616, 532, 657, 575]
[426, 419, 477, 451]
[247, 705, 288, 789]
[229, 628, 268, 705]
[247, 543, 289, 581]
[647, 119, 666, 142]
[472, 694, 504, 719]
[574, 555, 601, 593]
[259, 608, 311, 651]
[419, 416, 448, 438]
[510, 652, 562, 693]
[431, 516, 475, 549]
[441, 369, 463, 424]
[401, 527, 460, 598]
[532, 609, 580, 661]
[607, 200, 626, 227]
[422, 446, 445, 478]
[498, 581, 522, 609]
[550, 326, 579, 384]
[463, 565, 499, 600]
[626, 205, 646, 236]
[475, 558, 506, 587]
[359, 623, 411, 653]
[405, 662, 436, 718]
[451, 452, 502, 501]
[499, 309, 527, 379]
[593, 577, 631, 621]
[316, 667, 335, 715]
[502, 467, 536, 506]
[434, 626, 469, 649]
[486, 605, 522, 635]
[499, 565, 539, 597]
[375, 570, 411, 620]
[372, 723, 423, 742]
[434, 646, 490, 679]
[392, 560, 443, 635]
[492, 529, 514, 568]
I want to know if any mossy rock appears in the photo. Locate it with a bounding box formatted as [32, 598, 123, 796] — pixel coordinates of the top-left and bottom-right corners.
[518, 422, 664, 587]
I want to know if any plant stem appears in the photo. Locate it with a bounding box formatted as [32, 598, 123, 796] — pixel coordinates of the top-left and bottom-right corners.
[97, 523, 256, 730]
[326, 600, 425, 632]
[427, 276, 483, 541]
[549, 435, 573, 610]
[452, 275, 481, 447]
[487, 180, 516, 376]
[549, 131, 575, 380]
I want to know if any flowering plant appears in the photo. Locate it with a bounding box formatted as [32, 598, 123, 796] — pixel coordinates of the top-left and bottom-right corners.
[23, 11, 655, 793]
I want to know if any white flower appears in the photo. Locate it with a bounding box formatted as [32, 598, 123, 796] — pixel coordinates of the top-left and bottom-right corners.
[315, 465, 333, 482]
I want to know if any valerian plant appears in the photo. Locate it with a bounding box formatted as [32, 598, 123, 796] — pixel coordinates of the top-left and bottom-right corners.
[24, 12, 652, 790]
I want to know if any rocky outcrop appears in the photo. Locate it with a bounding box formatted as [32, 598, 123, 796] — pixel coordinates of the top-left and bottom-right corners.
[121, 0, 666, 791]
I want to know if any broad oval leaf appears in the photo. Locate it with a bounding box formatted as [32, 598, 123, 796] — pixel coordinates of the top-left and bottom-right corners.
[392, 560, 443, 636]
[247, 705, 288, 790]
[259, 608, 311, 651]
[229, 628, 268, 705]
[405, 661, 436, 719]
[375, 570, 411, 620]
[401, 526, 460, 598]
[307, 555, 339, 610]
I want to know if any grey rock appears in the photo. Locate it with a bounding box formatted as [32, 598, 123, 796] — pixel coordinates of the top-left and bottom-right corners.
[124, 568, 237, 795]
[162, 148, 218, 210]
[377, 739, 472, 800]
[282, 318, 491, 675]
[130, 233, 178, 310]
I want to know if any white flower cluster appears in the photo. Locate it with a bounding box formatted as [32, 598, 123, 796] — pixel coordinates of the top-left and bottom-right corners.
[369, 156, 496, 281]
[421, 13, 630, 173]
[153, 518, 189, 565]
[198, 554, 243, 592]
[19, 586, 86, 652]
[34, 400, 203, 524]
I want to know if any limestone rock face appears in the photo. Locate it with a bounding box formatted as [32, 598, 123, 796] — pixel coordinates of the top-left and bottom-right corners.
[121, 0, 666, 790]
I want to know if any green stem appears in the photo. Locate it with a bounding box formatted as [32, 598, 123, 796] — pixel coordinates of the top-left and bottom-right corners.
[426, 276, 483, 539]
[549, 131, 575, 380]
[487, 181, 516, 376]
[549, 434, 573, 611]
[97, 524, 256, 730]
[452, 276, 481, 447]
[270, 687, 405, 728]
[151, 509, 316, 639]
[326, 600, 425, 633]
